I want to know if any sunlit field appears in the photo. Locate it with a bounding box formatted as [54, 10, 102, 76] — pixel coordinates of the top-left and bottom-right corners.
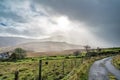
[0, 47, 120, 80]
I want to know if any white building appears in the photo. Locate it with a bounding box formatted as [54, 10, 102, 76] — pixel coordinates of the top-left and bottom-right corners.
[0, 52, 10, 59]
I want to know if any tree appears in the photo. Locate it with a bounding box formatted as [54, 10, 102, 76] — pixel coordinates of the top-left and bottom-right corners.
[84, 45, 91, 53]
[10, 48, 26, 60]
[73, 51, 80, 57]
[97, 47, 102, 53]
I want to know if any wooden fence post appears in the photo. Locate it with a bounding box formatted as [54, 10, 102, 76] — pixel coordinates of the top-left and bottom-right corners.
[74, 59, 76, 67]
[71, 60, 73, 69]
[53, 64, 56, 72]
[62, 61, 64, 75]
[81, 56, 83, 63]
[14, 71, 19, 80]
[39, 60, 42, 80]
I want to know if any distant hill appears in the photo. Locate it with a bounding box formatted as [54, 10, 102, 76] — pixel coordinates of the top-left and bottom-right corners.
[40, 35, 66, 42]
[0, 35, 66, 47]
[26, 49, 84, 57]
[6, 41, 83, 52]
[0, 36, 84, 55]
[0, 36, 34, 47]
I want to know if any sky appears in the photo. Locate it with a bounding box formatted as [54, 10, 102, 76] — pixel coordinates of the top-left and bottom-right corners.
[0, 0, 120, 47]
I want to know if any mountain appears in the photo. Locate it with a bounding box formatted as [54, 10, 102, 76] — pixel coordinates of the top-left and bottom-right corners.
[2, 41, 83, 52]
[0, 36, 83, 53]
[40, 35, 66, 42]
[0, 35, 66, 47]
[0, 36, 37, 47]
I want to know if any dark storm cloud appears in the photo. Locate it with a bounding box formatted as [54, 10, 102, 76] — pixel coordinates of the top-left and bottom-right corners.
[0, 0, 119, 47]
[0, 0, 27, 23]
[0, 23, 7, 26]
[0, 26, 45, 37]
[0, 11, 26, 23]
[30, 3, 48, 17]
[34, 0, 120, 46]
[34, 0, 120, 25]
[0, 0, 50, 38]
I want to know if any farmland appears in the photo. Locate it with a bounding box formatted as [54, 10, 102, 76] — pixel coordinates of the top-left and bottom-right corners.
[0, 56, 107, 80]
[112, 55, 120, 70]
[0, 47, 120, 80]
[0, 56, 83, 80]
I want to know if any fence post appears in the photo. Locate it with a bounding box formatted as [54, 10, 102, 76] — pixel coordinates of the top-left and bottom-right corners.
[53, 64, 56, 72]
[39, 60, 42, 80]
[71, 60, 73, 69]
[74, 59, 76, 67]
[81, 56, 84, 63]
[62, 61, 64, 75]
[14, 71, 19, 80]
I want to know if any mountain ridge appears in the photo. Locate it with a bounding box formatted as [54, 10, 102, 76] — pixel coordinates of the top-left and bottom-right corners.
[0, 36, 83, 53]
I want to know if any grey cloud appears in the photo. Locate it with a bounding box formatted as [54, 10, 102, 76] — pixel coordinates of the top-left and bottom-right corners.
[30, 3, 48, 17]
[34, 0, 120, 46]
[35, 0, 120, 25]
[0, 23, 7, 26]
[0, 26, 45, 37]
[0, 0, 119, 47]
[0, 0, 49, 38]
[0, 0, 27, 23]
[0, 11, 26, 23]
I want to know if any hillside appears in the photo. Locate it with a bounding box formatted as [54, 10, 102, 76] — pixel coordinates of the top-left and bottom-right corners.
[0, 36, 83, 56]
[0, 37, 35, 47]
[8, 41, 83, 52]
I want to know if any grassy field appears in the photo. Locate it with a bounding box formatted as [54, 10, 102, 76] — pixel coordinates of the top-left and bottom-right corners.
[109, 54, 120, 80]
[0, 56, 83, 80]
[0, 47, 120, 80]
[112, 54, 120, 70]
[0, 55, 109, 80]
[63, 56, 107, 80]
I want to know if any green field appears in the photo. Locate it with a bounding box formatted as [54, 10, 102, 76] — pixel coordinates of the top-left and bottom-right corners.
[0, 47, 120, 80]
[0, 56, 111, 80]
[112, 54, 120, 70]
[0, 56, 82, 80]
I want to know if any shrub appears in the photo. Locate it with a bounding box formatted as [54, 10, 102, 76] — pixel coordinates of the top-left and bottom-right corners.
[45, 61, 48, 65]
[65, 56, 69, 59]
[73, 51, 80, 57]
[10, 48, 26, 60]
[2, 76, 8, 79]
[0, 73, 3, 76]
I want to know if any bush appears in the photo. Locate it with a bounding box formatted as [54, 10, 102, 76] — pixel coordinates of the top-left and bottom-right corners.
[65, 56, 69, 59]
[0, 73, 3, 76]
[73, 51, 80, 57]
[10, 48, 26, 60]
